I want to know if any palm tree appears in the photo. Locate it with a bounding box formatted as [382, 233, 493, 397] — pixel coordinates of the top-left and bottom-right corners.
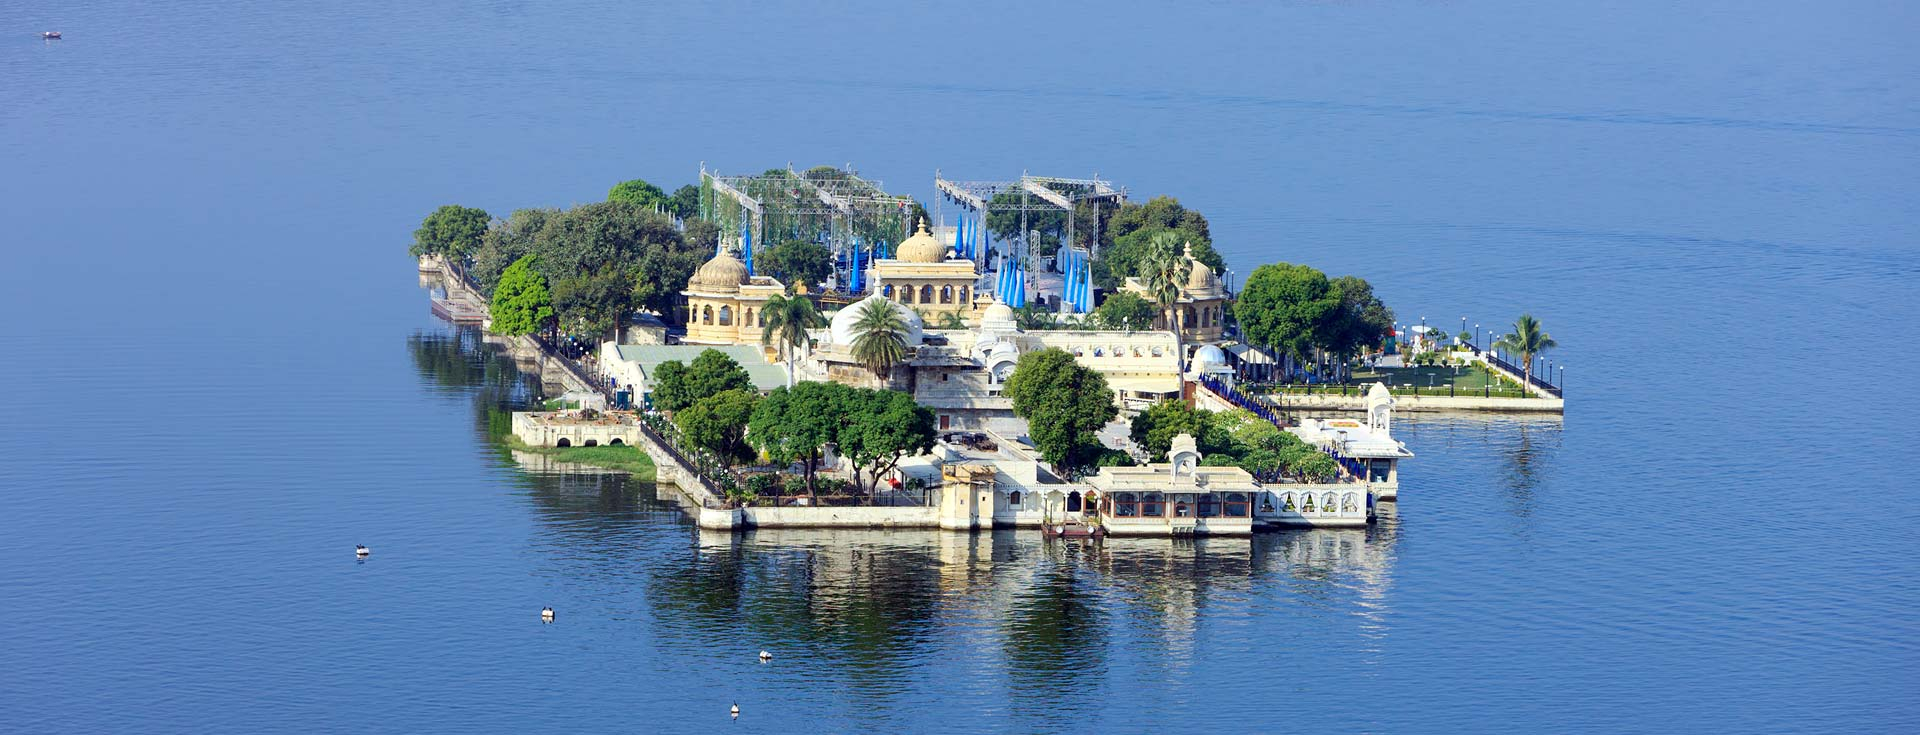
[1494, 314, 1557, 390]
[1139, 232, 1192, 370]
[760, 293, 825, 387]
[932, 310, 967, 330]
[849, 299, 909, 379]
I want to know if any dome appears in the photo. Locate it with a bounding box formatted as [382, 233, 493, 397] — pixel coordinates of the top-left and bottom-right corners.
[1192, 344, 1227, 372]
[829, 294, 924, 347]
[893, 219, 949, 263]
[1183, 242, 1216, 291]
[981, 301, 1016, 328]
[690, 252, 749, 293]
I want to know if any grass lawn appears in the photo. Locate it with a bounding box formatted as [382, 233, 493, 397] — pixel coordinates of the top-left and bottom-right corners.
[1261, 364, 1532, 398]
[503, 436, 656, 477]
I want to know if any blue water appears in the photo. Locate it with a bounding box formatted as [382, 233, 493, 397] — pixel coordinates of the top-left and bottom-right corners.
[4, 2, 1917, 732]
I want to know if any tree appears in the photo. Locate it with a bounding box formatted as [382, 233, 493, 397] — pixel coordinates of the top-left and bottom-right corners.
[651, 348, 753, 412]
[1236, 262, 1336, 373]
[1320, 275, 1395, 379]
[472, 208, 554, 292]
[763, 239, 833, 289]
[1093, 196, 1221, 289]
[530, 201, 683, 281]
[931, 310, 968, 330]
[550, 266, 632, 339]
[682, 219, 721, 255]
[489, 255, 554, 336]
[849, 300, 910, 378]
[1138, 231, 1191, 369]
[1002, 348, 1118, 473]
[674, 389, 759, 465]
[1013, 303, 1060, 331]
[748, 380, 859, 496]
[411, 205, 491, 263]
[1127, 400, 1230, 461]
[1494, 314, 1557, 389]
[631, 247, 704, 319]
[668, 184, 701, 220]
[760, 293, 825, 386]
[607, 179, 670, 211]
[1090, 291, 1156, 331]
[839, 389, 937, 496]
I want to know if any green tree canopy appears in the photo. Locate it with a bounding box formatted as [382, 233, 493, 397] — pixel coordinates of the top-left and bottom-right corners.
[1092, 196, 1221, 289]
[1235, 262, 1336, 363]
[763, 239, 833, 289]
[668, 184, 701, 220]
[838, 388, 937, 496]
[471, 208, 554, 291]
[1127, 400, 1230, 461]
[1090, 291, 1157, 331]
[1494, 313, 1558, 388]
[674, 388, 760, 465]
[651, 348, 754, 412]
[1322, 275, 1395, 362]
[607, 179, 670, 211]
[551, 266, 633, 339]
[489, 255, 554, 336]
[411, 205, 492, 262]
[747, 380, 860, 495]
[760, 293, 825, 385]
[683, 219, 721, 255]
[1002, 348, 1118, 473]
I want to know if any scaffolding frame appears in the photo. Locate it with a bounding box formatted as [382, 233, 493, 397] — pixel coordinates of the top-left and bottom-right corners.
[699, 164, 919, 292]
[934, 171, 1127, 304]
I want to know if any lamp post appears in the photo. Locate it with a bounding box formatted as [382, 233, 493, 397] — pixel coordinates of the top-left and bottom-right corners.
[1473, 323, 1480, 352]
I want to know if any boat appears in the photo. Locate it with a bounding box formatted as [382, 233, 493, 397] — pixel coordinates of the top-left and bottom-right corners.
[43, 31, 62, 40]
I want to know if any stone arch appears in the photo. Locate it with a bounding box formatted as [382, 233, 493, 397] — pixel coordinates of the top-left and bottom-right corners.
[940, 285, 953, 304]
[883, 284, 895, 299]
[609, 438, 624, 446]
[584, 439, 599, 447]
[701, 305, 714, 325]
[718, 305, 733, 326]
[556, 437, 572, 448]
[1008, 490, 1022, 507]
[743, 308, 754, 327]
[920, 285, 934, 304]
[959, 285, 970, 303]
[1342, 492, 1359, 512]
[1067, 490, 1083, 513]
[901, 285, 914, 304]
[1323, 492, 1338, 512]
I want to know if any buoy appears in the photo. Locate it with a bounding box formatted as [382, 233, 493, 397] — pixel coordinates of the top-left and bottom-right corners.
[758, 650, 772, 662]
[730, 703, 739, 719]
[43, 31, 62, 40]
[355, 545, 370, 558]
[540, 606, 555, 621]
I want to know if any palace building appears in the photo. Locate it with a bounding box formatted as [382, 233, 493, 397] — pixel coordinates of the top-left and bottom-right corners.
[1120, 241, 1230, 344]
[869, 219, 987, 326]
[680, 248, 787, 347]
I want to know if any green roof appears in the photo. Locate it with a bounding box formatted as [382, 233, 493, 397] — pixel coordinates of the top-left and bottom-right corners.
[612, 344, 788, 392]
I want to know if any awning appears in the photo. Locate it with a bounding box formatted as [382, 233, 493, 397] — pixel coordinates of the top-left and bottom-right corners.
[1106, 376, 1181, 395]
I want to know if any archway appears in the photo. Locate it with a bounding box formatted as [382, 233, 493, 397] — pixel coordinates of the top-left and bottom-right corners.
[584, 439, 598, 447]
[608, 438, 624, 446]
[556, 437, 572, 447]
[1067, 491, 1082, 513]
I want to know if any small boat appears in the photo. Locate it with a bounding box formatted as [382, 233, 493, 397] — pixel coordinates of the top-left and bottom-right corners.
[355, 544, 370, 557]
[43, 31, 62, 40]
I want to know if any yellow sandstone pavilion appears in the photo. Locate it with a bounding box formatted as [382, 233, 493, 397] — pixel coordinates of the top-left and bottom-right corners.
[871, 219, 986, 326]
[680, 247, 786, 346]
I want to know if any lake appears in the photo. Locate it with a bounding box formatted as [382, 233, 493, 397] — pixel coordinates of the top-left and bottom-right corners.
[2, 1, 1916, 732]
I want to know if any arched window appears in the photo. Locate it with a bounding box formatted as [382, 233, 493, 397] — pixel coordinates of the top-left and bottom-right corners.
[1197, 495, 1219, 517]
[920, 285, 934, 304]
[1067, 491, 1083, 513]
[1342, 493, 1359, 512]
[1141, 493, 1164, 517]
[583, 439, 598, 447]
[1114, 492, 1137, 517]
[609, 438, 624, 446]
[1183, 307, 1195, 328]
[1225, 492, 1249, 517]
[1174, 501, 1191, 517]
[959, 286, 969, 303]
[555, 437, 571, 447]
[1322, 492, 1338, 512]
[901, 286, 914, 304]
[718, 305, 733, 326]
[743, 308, 753, 327]
[1302, 494, 1316, 512]
[883, 284, 895, 299]
[1280, 492, 1295, 512]
[940, 285, 953, 303]
[1008, 491, 1022, 507]
[702, 305, 713, 325]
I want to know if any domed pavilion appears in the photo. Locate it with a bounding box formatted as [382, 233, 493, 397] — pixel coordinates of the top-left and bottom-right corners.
[869, 219, 985, 326]
[681, 247, 788, 346]
[1121, 241, 1229, 344]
